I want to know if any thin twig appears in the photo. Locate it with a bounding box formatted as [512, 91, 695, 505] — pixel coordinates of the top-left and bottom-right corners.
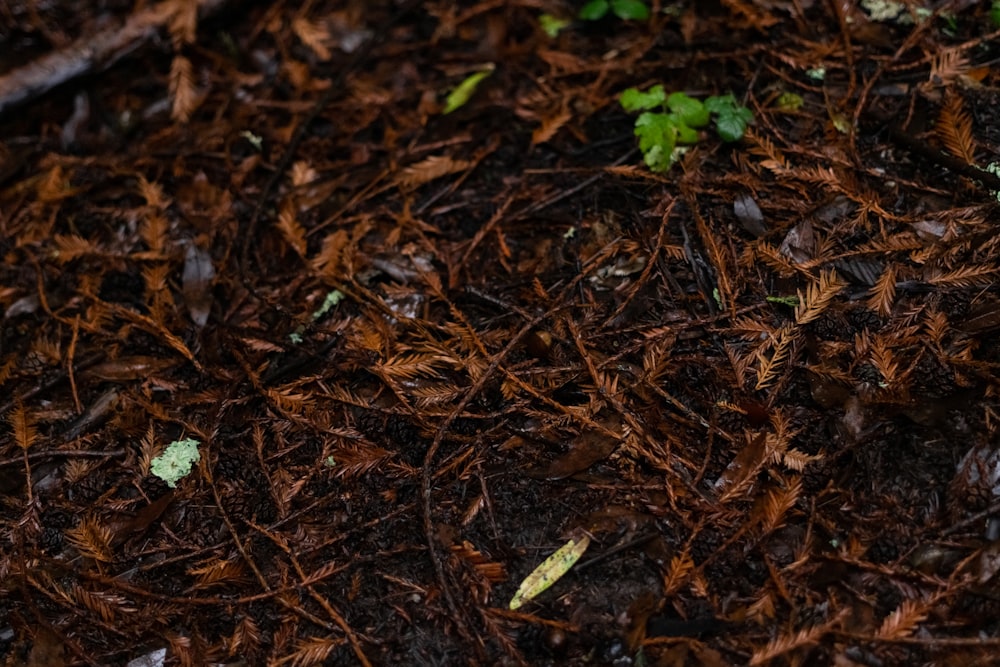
[0, 0, 229, 116]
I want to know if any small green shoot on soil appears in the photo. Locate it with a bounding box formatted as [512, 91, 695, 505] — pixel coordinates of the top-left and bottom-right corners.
[579, 0, 650, 21]
[539, 14, 571, 37]
[443, 66, 494, 114]
[619, 86, 753, 172]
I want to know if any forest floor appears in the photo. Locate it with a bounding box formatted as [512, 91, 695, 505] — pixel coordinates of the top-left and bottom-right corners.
[2, 1, 1000, 665]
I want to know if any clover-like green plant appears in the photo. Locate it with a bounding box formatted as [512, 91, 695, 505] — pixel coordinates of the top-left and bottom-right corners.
[619, 85, 753, 172]
[579, 0, 650, 21]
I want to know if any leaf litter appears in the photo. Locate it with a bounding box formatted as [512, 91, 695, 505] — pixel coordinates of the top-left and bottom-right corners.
[1, 0, 1000, 665]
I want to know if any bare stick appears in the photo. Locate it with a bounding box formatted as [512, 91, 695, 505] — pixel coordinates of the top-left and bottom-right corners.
[0, 0, 227, 116]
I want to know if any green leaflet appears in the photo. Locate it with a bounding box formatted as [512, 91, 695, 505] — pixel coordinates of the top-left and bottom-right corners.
[443, 67, 494, 115]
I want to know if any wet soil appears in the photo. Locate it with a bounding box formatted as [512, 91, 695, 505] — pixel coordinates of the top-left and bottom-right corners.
[3, 1, 1000, 665]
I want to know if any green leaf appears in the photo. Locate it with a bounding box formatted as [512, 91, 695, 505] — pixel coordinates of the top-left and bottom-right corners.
[610, 0, 650, 20]
[150, 438, 201, 488]
[634, 112, 677, 172]
[775, 92, 804, 111]
[539, 14, 571, 38]
[704, 94, 753, 142]
[579, 0, 610, 20]
[714, 114, 750, 142]
[992, 1, 1000, 28]
[509, 535, 590, 610]
[703, 94, 737, 115]
[443, 67, 493, 114]
[667, 92, 709, 128]
[672, 118, 700, 145]
[620, 85, 666, 112]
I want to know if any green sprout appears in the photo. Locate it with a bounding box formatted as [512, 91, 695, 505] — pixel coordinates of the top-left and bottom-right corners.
[539, 14, 571, 37]
[619, 86, 753, 172]
[775, 92, 804, 112]
[767, 295, 800, 307]
[443, 66, 494, 114]
[579, 0, 650, 21]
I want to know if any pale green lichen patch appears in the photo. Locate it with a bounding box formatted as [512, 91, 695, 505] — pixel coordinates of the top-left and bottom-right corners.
[150, 438, 201, 488]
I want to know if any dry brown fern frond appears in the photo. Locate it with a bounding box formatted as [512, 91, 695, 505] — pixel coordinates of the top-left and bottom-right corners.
[854, 233, 923, 255]
[410, 382, 466, 407]
[876, 598, 928, 639]
[867, 264, 897, 317]
[230, 616, 263, 656]
[782, 448, 822, 472]
[936, 93, 977, 166]
[375, 352, 449, 381]
[925, 264, 996, 288]
[0, 357, 15, 388]
[266, 387, 314, 413]
[871, 335, 900, 387]
[142, 263, 172, 304]
[754, 325, 795, 391]
[137, 176, 170, 211]
[71, 584, 137, 624]
[9, 402, 38, 450]
[139, 212, 170, 256]
[169, 55, 196, 123]
[291, 16, 333, 61]
[288, 636, 345, 667]
[312, 229, 350, 278]
[758, 475, 801, 535]
[167, 0, 198, 46]
[329, 442, 392, 478]
[928, 46, 970, 89]
[52, 233, 103, 263]
[746, 129, 789, 172]
[277, 200, 308, 257]
[749, 616, 836, 666]
[532, 107, 573, 146]
[724, 343, 754, 389]
[65, 515, 114, 562]
[795, 269, 845, 325]
[397, 155, 473, 189]
[188, 558, 248, 590]
[923, 309, 949, 347]
[753, 242, 800, 277]
[662, 552, 694, 596]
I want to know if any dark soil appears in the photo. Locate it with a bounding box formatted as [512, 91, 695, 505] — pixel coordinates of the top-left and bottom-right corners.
[3, 0, 1000, 665]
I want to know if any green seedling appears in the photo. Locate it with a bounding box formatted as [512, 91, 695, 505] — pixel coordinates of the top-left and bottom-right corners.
[539, 13, 571, 37]
[704, 94, 754, 143]
[443, 66, 494, 114]
[775, 92, 804, 112]
[767, 295, 800, 307]
[579, 0, 650, 21]
[619, 86, 753, 172]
